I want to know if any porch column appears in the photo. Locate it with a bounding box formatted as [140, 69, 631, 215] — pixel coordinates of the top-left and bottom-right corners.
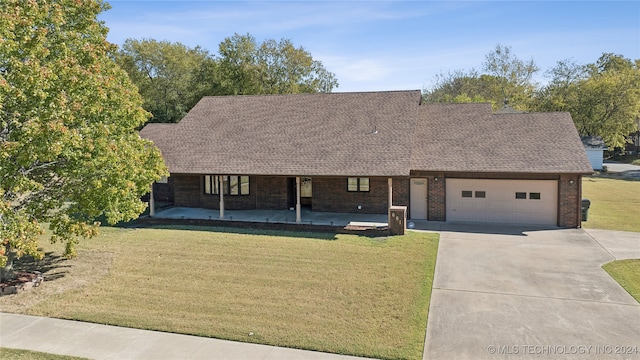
[296, 176, 301, 223]
[149, 183, 155, 217]
[388, 177, 393, 208]
[219, 176, 225, 219]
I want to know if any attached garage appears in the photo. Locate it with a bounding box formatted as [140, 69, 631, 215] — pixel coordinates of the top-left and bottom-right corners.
[446, 179, 558, 225]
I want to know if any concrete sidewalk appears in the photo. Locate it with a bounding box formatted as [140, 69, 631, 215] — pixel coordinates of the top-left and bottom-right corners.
[0, 313, 373, 360]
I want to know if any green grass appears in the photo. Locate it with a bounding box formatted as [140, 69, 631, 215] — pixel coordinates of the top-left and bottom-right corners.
[0, 348, 88, 360]
[602, 260, 640, 304]
[582, 177, 640, 232]
[3, 226, 439, 360]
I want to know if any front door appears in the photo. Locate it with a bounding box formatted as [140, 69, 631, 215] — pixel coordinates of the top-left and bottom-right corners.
[287, 177, 296, 209]
[410, 178, 428, 219]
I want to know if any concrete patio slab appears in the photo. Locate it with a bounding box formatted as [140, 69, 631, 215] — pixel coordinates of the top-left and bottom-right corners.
[151, 207, 388, 227]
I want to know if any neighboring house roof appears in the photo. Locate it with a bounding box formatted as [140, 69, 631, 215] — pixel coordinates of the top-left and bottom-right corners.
[581, 136, 608, 150]
[140, 91, 593, 176]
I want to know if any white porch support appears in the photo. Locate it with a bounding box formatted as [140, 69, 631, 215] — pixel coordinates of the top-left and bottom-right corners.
[296, 176, 301, 223]
[219, 176, 225, 219]
[388, 177, 393, 208]
[149, 183, 155, 217]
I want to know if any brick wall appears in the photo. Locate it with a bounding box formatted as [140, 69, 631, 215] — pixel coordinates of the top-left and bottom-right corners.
[173, 175, 201, 207]
[428, 173, 446, 221]
[255, 176, 288, 209]
[173, 175, 257, 210]
[152, 178, 174, 204]
[172, 175, 293, 211]
[558, 174, 581, 227]
[171, 172, 583, 227]
[392, 177, 410, 208]
[313, 177, 408, 214]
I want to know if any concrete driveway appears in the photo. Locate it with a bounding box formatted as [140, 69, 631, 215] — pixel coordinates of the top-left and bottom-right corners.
[423, 224, 640, 360]
[603, 160, 640, 179]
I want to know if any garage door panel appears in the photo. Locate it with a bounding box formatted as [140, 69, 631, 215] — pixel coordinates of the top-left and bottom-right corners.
[446, 179, 557, 225]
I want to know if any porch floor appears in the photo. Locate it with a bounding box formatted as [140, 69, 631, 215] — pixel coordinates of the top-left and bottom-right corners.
[151, 207, 389, 228]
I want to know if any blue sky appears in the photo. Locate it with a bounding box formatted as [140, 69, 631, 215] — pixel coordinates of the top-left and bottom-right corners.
[99, 1, 640, 92]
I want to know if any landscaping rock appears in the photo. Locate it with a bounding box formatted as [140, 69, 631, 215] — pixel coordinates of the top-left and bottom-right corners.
[0, 271, 44, 297]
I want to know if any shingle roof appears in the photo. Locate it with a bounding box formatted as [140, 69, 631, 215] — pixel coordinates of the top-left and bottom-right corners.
[140, 91, 593, 176]
[140, 91, 420, 176]
[581, 136, 607, 150]
[411, 103, 594, 173]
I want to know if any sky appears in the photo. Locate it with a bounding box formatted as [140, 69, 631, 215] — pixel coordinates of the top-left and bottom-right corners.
[99, 1, 640, 93]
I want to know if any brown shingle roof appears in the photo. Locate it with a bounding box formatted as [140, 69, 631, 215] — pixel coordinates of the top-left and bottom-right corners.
[140, 91, 420, 176]
[411, 103, 593, 173]
[140, 92, 593, 176]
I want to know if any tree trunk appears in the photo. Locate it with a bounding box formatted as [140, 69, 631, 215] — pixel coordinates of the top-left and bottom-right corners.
[0, 251, 16, 283]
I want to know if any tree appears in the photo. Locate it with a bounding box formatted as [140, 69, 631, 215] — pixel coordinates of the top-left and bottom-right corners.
[215, 33, 338, 95]
[116, 39, 213, 123]
[0, 0, 167, 280]
[482, 44, 539, 107]
[535, 54, 640, 148]
[423, 70, 499, 108]
[423, 45, 538, 111]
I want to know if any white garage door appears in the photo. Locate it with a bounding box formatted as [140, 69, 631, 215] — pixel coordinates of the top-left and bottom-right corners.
[446, 179, 558, 225]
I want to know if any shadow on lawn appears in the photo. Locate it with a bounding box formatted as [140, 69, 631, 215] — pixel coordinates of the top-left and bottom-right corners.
[127, 223, 342, 240]
[13, 252, 71, 282]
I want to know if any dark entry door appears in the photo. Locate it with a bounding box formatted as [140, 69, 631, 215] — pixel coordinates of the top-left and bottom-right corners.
[287, 177, 296, 209]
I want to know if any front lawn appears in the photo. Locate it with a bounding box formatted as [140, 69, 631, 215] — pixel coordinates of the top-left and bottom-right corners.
[602, 259, 640, 304]
[581, 177, 640, 232]
[0, 348, 88, 360]
[1, 226, 438, 360]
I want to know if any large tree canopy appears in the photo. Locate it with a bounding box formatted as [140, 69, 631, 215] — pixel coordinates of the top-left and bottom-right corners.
[422, 70, 502, 108]
[216, 33, 338, 96]
[423, 45, 538, 111]
[424, 46, 639, 149]
[117, 34, 339, 123]
[0, 0, 167, 280]
[534, 54, 640, 148]
[115, 39, 213, 123]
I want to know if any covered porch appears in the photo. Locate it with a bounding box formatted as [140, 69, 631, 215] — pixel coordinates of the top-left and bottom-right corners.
[149, 207, 389, 228]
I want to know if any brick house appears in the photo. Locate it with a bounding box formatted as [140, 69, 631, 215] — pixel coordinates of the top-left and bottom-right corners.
[140, 90, 593, 227]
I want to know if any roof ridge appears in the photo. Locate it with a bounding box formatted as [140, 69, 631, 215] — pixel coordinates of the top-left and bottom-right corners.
[199, 90, 421, 100]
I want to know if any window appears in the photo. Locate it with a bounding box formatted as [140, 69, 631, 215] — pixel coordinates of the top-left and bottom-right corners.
[475, 191, 486, 198]
[461, 190, 473, 198]
[359, 178, 369, 192]
[222, 176, 229, 195]
[204, 176, 249, 195]
[240, 176, 250, 195]
[204, 175, 212, 194]
[515, 192, 526, 199]
[300, 177, 312, 198]
[229, 176, 239, 195]
[529, 192, 541, 200]
[347, 177, 370, 192]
